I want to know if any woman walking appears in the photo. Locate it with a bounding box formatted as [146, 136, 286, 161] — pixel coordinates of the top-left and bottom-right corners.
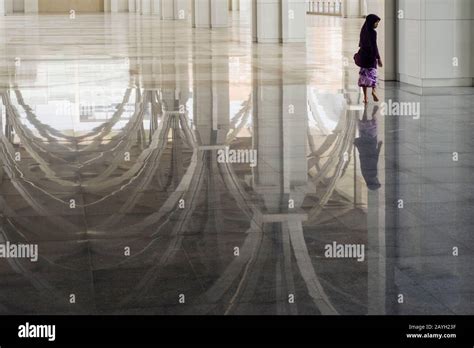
[356, 14, 383, 104]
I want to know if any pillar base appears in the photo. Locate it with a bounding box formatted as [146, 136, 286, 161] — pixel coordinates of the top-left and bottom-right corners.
[399, 74, 474, 88]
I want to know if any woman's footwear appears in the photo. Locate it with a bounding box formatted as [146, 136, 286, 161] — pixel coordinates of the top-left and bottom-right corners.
[372, 92, 379, 102]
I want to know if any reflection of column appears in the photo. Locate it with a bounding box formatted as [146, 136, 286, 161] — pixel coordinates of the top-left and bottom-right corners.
[253, 45, 308, 211]
[159, 27, 177, 111]
[193, 31, 229, 146]
[253, 45, 283, 211]
[367, 190, 386, 314]
[281, 47, 307, 199]
[398, 0, 473, 87]
[156, 19, 190, 113]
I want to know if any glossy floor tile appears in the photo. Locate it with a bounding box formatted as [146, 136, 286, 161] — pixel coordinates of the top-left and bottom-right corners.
[0, 13, 473, 315]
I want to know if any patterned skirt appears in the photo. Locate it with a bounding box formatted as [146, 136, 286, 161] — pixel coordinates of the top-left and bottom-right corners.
[358, 68, 378, 88]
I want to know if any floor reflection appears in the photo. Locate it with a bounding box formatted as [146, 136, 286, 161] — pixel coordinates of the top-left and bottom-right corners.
[0, 13, 472, 315]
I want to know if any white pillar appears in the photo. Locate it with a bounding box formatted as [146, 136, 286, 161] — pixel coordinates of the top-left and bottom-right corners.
[141, 0, 151, 14]
[251, 0, 257, 41]
[343, 0, 361, 18]
[365, 0, 395, 81]
[0, 0, 6, 15]
[359, 0, 367, 17]
[162, 0, 186, 19]
[398, 0, 473, 87]
[211, 0, 228, 27]
[24, 0, 38, 13]
[151, 0, 161, 15]
[281, 0, 306, 43]
[129, 0, 136, 12]
[193, 0, 210, 27]
[255, 0, 281, 43]
[232, 0, 239, 11]
[252, 0, 305, 43]
[161, 0, 174, 18]
[136, 0, 141, 13]
[174, 0, 187, 19]
[109, 0, 119, 13]
[193, 0, 228, 28]
[4, 0, 12, 15]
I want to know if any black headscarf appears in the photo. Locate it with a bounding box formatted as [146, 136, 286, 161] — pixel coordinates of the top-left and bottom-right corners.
[358, 14, 381, 69]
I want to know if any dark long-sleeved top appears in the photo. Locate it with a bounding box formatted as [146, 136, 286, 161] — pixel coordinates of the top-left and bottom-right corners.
[358, 14, 381, 69]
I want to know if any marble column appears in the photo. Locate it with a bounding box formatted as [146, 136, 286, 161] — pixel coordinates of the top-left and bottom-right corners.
[282, 50, 307, 190]
[281, 0, 306, 43]
[398, 0, 473, 87]
[141, 0, 151, 14]
[104, 0, 119, 13]
[24, 0, 39, 13]
[254, 0, 281, 43]
[232, 0, 239, 11]
[211, 0, 228, 27]
[162, 0, 186, 20]
[192, 0, 209, 28]
[174, 0, 187, 19]
[342, 0, 362, 18]
[128, 0, 136, 12]
[359, 0, 367, 17]
[0, 0, 6, 15]
[193, 0, 228, 28]
[151, 0, 160, 15]
[161, 0, 173, 18]
[1, 0, 13, 15]
[251, 0, 306, 43]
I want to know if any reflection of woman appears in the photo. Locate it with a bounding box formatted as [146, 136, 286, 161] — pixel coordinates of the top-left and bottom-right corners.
[357, 14, 383, 104]
[354, 105, 383, 190]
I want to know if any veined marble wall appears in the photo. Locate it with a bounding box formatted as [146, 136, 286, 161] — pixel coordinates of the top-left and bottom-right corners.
[38, 0, 104, 12]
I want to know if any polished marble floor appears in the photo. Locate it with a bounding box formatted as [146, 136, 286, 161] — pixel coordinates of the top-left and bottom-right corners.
[0, 12, 473, 315]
